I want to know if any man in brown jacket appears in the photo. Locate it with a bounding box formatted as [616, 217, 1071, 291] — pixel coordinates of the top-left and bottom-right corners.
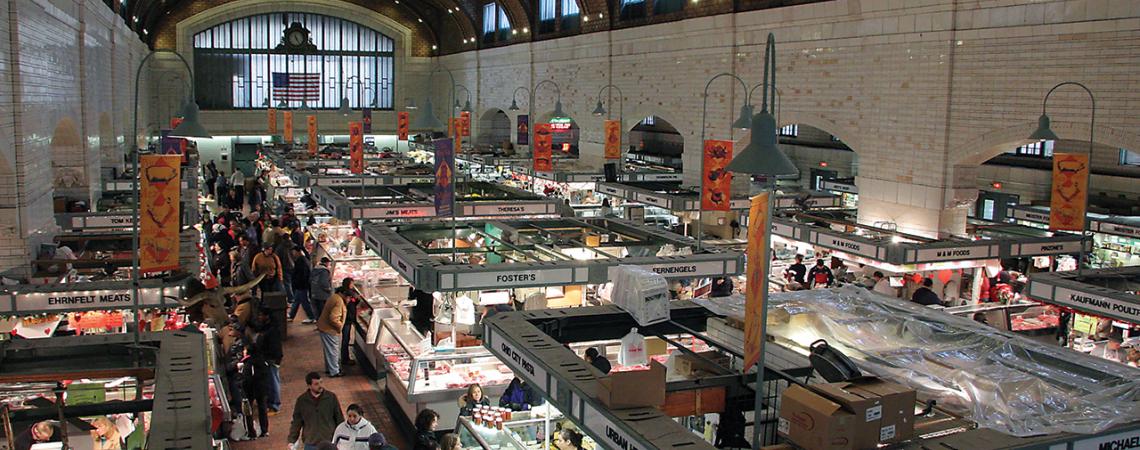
[317, 290, 347, 377]
[251, 246, 284, 293]
[287, 371, 343, 450]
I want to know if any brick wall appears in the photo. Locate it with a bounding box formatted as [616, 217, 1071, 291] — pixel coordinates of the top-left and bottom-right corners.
[435, 0, 1140, 237]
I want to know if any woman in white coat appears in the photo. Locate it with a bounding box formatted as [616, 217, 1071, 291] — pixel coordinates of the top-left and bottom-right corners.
[332, 404, 378, 450]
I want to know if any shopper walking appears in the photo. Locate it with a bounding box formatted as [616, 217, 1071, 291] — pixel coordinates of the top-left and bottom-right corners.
[337, 278, 362, 367]
[288, 372, 344, 450]
[367, 433, 398, 450]
[275, 224, 297, 304]
[290, 246, 317, 323]
[332, 404, 378, 450]
[231, 167, 246, 209]
[240, 335, 271, 439]
[786, 254, 807, 285]
[317, 287, 347, 377]
[871, 271, 895, 297]
[807, 259, 834, 289]
[251, 309, 284, 415]
[252, 245, 284, 293]
[216, 171, 229, 204]
[911, 278, 942, 306]
[412, 409, 440, 450]
[310, 257, 334, 322]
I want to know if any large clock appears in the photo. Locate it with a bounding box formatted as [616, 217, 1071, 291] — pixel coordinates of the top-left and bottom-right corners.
[277, 22, 317, 53]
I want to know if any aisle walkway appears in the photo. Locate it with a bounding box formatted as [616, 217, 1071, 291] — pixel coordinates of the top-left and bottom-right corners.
[231, 321, 410, 449]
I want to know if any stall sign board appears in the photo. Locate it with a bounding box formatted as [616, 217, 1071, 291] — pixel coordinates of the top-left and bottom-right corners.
[597, 185, 623, 196]
[637, 173, 683, 182]
[634, 193, 669, 208]
[361, 206, 436, 219]
[13, 288, 172, 313]
[820, 180, 857, 194]
[771, 222, 795, 240]
[567, 174, 606, 183]
[321, 177, 365, 187]
[72, 215, 134, 229]
[729, 199, 751, 210]
[581, 402, 650, 450]
[813, 232, 880, 259]
[389, 252, 415, 285]
[1072, 427, 1140, 450]
[1012, 208, 1050, 224]
[912, 245, 995, 263]
[1011, 240, 1086, 257]
[487, 328, 550, 394]
[1052, 287, 1140, 324]
[633, 260, 733, 279]
[1094, 221, 1140, 238]
[453, 268, 574, 290]
[468, 203, 552, 217]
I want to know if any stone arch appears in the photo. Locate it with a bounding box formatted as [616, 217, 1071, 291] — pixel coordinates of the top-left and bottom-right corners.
[51, 117, 87, 190]
[951, 120, 1140, 167]
[476, 108, 510, 146]
[626, 114, 685, 172]
[535, 110, 580, 158]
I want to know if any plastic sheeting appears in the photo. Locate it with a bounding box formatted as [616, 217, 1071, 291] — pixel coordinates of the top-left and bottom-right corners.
[695, 286, 1140, 437]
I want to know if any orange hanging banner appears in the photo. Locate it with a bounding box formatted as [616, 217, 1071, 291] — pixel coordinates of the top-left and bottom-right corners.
[448, 117, 456, 137]
[743, 191, 771, 370]
[170, 117, 184, 130]
[307, 115, 318, 156]
[460, 111, 471, 137]
[397, 112, 409, 140]
[701, 140, 734, 211]
[283, 111, 294, 142]
[533, 123, 553, 172]
[604, 120, 622, 160]
[139, 155, 182, 273]
[349, 121, 364, 174]
[1049, 153, 1090, 231]
[452, 118, 463, 151]
[268, 108, 278, 136]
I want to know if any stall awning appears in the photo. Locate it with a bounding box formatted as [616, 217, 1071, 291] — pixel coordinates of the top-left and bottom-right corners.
[1010, 205, 1140, 239]
[1026, 267, 1140, 324]
[596, 182, 841, 212]
[0, 273, 191, 314]
[311, 182, 562, 221]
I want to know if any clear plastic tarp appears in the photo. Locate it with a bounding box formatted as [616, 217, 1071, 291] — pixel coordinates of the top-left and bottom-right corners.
[694, 286, 1140, 436]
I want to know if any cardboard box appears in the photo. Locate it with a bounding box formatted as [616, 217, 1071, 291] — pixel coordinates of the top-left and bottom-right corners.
[778, 384, 858, 450]
[597, 360, 667, 409]
[673, 350, 724, 377]
[645, 337, 668, 356]
[809, 377, 917, 447]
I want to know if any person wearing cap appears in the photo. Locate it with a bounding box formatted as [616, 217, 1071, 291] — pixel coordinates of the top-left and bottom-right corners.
[368, 432, 397, 450]
[310, 257, 334, 319]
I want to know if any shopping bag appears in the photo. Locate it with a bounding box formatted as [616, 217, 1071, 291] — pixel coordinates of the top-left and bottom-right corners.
[619, 328, 648, 366]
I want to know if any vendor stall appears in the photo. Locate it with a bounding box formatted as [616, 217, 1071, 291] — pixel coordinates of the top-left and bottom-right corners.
[310, 182, 562, 221]
[818, 177, 858, 208]
[359, 217, 744, 431]
[1009, 205, 1140, 268]
[1026, 267, 1140, 367]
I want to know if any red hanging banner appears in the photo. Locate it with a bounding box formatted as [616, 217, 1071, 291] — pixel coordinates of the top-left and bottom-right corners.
[267, 108, 278, 136]
[283, 111, 294, 142]
[307, 115, 318, 156]
[533, 123, 553, 172]
[170, 117, 184, 130]
[1049, 153, 1090, 231]
[349, 121, 364, 174]
[397, 112, 409, 140]
[604, 120, 622, 160]
[139, 155, 182, 273]
[701, 140, 734, 211]
[460, 111, 471, 137]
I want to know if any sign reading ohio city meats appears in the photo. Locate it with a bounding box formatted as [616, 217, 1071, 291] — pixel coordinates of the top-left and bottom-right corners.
[455, 268, 575, 290]
[1053, 287, 1140, 324]
[14, 287, 172, 312]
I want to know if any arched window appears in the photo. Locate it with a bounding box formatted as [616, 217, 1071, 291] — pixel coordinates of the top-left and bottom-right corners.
[193, 12, 396, 110]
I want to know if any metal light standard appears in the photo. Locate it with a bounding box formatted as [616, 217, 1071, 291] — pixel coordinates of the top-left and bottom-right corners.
[696, 73, 753, 248]
[454, 84, 473, 113]
[130, 49, 212, 355]
[337, 75, 366, 117]
[1028, 81, 1096, 276]
[592, 84, 624, 173]
[410, 66, 459, 262]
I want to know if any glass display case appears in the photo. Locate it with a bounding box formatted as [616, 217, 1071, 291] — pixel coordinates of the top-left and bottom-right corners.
[377, 317, 511, 428]
[455, 404, 598, 450]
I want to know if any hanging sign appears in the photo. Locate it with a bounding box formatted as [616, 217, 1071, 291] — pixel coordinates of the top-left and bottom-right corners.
[1053, 287, 1140, 324]
[349, 121, 364, 174]
[397, 112, 410, 140]
[160, 136, 185, 156]
[460, 111, 471, 137]
[487, 328, 550, 394]
[362, 108, 373, 134]
[582, 402, 650, 450]
[283, 111, 294, 142]
[139, 155, 181, 273]
[454, 118, 463, 150]
[1012, 208, 1050, 224]
[604, 120, 621, 160]
[268, 108, 278, 136]
[433, 138, 456, 216]
[744, 192, 771, 370]
[307, 115, 318, 156]
[516, 115, 529, 146]
[533, 123, 553, 172]
[912, 244, 996, 263]
[1049, 153, 1089, 232]
[814, 232, 880, 259]
[701, 140, 733, 211]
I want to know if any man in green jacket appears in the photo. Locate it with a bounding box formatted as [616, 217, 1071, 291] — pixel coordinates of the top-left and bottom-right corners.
[288, 372, 344, 450]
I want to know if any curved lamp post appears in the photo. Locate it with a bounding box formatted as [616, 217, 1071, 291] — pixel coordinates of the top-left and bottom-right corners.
[696, 72, 752, 248]
[1029, 81, 1095, 275]
[454, 84, 473, 113]
[337, 75, 366, 117]
[593, 84, 624, 175]
[530, 80, 564, 158]
[508, 86, 529, 112]
[131, 49, 212, 357]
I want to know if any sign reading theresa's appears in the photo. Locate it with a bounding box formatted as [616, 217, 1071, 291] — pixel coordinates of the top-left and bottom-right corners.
[913, 245, 994, 262]
[815, 232, 879, 259]
[15, 288, 172, 312]
[487, 328, 547, 392]
[1053, 287, 1140, 324]
[469, 203, 550, 216]
[636, 260, 730, 278]
[582, 404, 647, 450]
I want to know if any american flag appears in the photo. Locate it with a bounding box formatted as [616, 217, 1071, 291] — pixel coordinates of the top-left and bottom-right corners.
[272, 72, 321, 101]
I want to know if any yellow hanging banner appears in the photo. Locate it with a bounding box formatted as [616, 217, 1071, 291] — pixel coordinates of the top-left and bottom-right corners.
[1049, 153, 1089, 232]
[604, 120, 622, 160]
[307, 115, 318, 156]
[267, 108, 277, 136]
[283, 111, 294, 142]
[743, 191, 771, 370]
[139, 155, 182, 273]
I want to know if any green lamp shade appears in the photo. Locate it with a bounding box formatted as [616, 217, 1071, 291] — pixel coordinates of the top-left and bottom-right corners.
[1029, 114, 1059, 141]
[276, 100, 288, 109]
[733, 104, 754, 130]
[462, 100, 473, 113]
[726, 110, 796, 177]
[508, 99, 520, 111]
[169, 102, 212, 139]
[592, 101, 606, 117]
[405, 98, 418, 110]
[338, 97, 352, 116]
[412, 97, 445, 130]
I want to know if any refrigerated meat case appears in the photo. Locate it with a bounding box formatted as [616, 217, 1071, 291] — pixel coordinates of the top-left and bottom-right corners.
[454, 404, 598, 450]
[1008, 204, 1140, 268]
[1026, 267, 1140, 367]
